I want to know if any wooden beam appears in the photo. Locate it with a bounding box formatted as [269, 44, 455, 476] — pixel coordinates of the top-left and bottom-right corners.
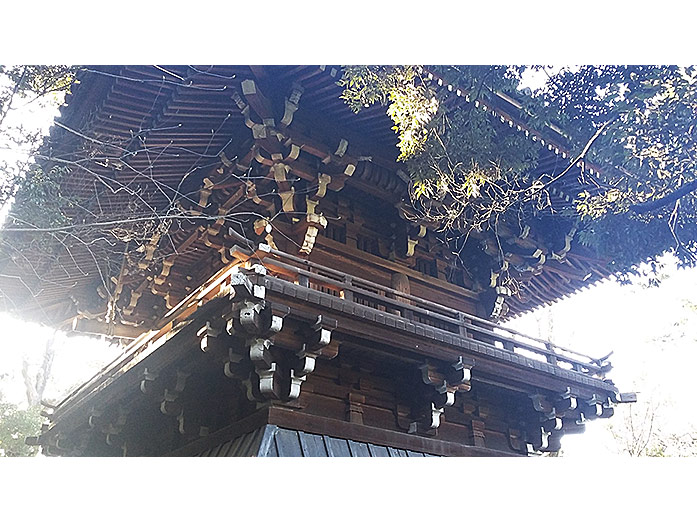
[241, 79, 275, 121]
[267, 407, 518, 457]
[72, 318, 144, 339]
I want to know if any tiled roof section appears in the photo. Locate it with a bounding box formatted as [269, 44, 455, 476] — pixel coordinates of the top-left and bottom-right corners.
[198, 425, 438, 457]
[420, 66, 610, 182]
[0, 65, 616, 326]
[198, 426, 269, 457]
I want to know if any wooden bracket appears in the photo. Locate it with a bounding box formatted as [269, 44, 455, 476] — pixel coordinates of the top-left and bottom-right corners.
[581, 393, 604, 420]
[138, 232, 162, 269]
[404, 223, 427, 257]
[550, 226, 576, 262]
[245, 180, 263, 205]
[222, 279, 288, 401]
[87, 403, 129, 453]
[315, 173, 332, 199]
[196, 319, 224, 353]
[253, 218, 277, 249]
[223, 277, 340, 405]
[124, 279, 149, 316]
[153, 258, 175, 286]
[160, 370, 190, 416]
[198, 178, 215, 210]
[410, 357, 474, 435]
[139, 367, 190, 419]
[405, 237, 418, 257]
[165, 291, 184, 310]
[208, 185, 246, 237]
[527, 389, 585, 451]
[140, 368, 161, 396]
[286, 315, 339, 399]
[555, 387, 578, 413]
[420, 356, 474, 408]
[279, 187, 296, 213]
[279, 82, 304, 128]
[299, 212, 328, 255]
[177, 408, 210, 438]
[508, 428, 533, 454]
[409, 403, 444, 435]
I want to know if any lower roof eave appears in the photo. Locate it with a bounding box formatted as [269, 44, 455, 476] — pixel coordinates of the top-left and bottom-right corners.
[171, 406, 521, 458]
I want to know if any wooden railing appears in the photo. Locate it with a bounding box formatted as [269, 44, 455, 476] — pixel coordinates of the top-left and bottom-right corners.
[259, 247, 611, 379]
[58, 243, 612, 413]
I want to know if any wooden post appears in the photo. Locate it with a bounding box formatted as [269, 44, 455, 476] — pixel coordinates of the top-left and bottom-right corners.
[457, 312, 474, 339]
[471, 419, 486, 447]
[545, 342, 558, 365]
[342, 275, 354, 302]
[391, 272, 412, 319]
[391, 272, 410, 299]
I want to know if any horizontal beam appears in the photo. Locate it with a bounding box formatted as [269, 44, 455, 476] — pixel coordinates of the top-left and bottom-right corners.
[267, 407, 519, 457]
[71, 318, 144, 340]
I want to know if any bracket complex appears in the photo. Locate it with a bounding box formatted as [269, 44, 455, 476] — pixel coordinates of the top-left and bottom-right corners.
[201, 269, 339, 403]
[409, 356, 474, 435]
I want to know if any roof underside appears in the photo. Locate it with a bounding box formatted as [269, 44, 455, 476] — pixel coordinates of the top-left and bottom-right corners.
[0, 65, 614, 326]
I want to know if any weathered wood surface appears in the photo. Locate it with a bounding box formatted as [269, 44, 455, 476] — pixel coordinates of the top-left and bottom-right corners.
[22, 65, 629, 458]
[38, 265, 620, 457]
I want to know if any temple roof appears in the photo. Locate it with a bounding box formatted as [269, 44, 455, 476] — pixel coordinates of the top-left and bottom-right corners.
[196, 425, 440, 457]
[1, 65, 615, 329]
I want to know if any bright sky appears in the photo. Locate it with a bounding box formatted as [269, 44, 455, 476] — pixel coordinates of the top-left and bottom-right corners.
[506, 254, 697, 456]
[0, 314, 121, 406]
[0, 69, 123, 407]
[0, 69, 63, 225]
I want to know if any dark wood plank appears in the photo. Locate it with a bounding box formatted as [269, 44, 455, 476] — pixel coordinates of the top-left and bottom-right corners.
[274, 428, 303, 457]
[367, 443, 390, 457]
[170, 408, 270, 457]
[268, 407, 518, 457]
[266, 439, 279, 457]
[347, 439, 371, 457]
[216, 440, 234, 457]
[298, 431, 327, 457]
[324, 436, 351, 457]
[257, 425, 279, 457]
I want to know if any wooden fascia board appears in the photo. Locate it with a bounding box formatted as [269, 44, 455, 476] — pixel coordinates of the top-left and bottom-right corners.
[267, 407, 518, 457]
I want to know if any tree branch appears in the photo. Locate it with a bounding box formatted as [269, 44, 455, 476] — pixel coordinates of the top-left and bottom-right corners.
[630, 178, 697, 214]
[533, 114, 620, 195]
[0, 67, 26, 129]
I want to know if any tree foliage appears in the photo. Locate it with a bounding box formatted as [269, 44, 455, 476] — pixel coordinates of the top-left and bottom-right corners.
[0, 399, 41, 457]
[339, 65, 697, 283]
[607, 394, 697, 457]
[542, 66, 697, 272]
[0, 65, 75, 205]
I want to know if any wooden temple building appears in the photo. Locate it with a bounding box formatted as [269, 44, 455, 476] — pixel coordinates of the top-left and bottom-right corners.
[3, 66, 636, 457]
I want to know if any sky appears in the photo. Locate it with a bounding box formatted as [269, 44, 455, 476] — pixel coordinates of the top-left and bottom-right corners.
[0, 314, 121, 406]
[0, 69, 123, 407]
[1, 65, 696, 458]
[0, 69, 63, 225]
[506, 254, 697, 456]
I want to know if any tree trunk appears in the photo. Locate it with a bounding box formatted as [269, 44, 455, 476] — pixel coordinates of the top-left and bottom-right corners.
[21, 333, 56, 407]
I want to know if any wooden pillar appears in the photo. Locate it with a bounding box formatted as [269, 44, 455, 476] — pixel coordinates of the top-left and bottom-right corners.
[391, 272, 410, 301]
[471, 419, 486, 448]
[346, 392, 365, 424]
[391, 272, 413, 319]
